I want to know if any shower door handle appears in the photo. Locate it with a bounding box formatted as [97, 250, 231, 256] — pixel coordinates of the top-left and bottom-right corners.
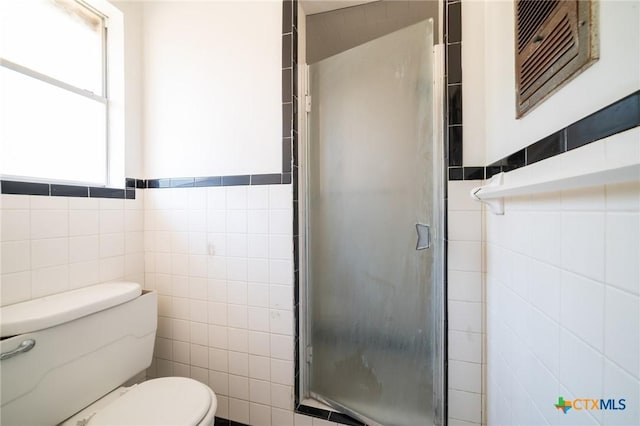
[415, 223, 430, 250]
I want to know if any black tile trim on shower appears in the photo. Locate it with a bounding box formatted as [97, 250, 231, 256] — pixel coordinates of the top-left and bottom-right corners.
[448, 90, 640, 181]
[0, 179, 141, 199]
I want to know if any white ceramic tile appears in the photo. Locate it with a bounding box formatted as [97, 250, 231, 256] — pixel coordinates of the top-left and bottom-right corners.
[269, 260, 292, 285]
[249, 306, 270, 332]
[190, 365, 209, 385]
[248, 210, 269, 234]
[269, 185, 291, 209]
[561, 271, 604, 351]
[173, 341, 190, 364]
[271, 359, 293, 386]
[68, 260, 100, 289]
[32, 238, 68, 269]
[449, 330, 482, 363]
[227, 187, 248, 210]
[229, 397, 250, 424]
[125, 231, 144, 254]
[98, 255, 125, 282]
[449, 301, 482, 333]
[606, 212, 640, 295]
[529, 212, 562, 267]
[1, 210, 30, 241]
[207, 187, 226, 210]
[189, 277, 208, 300]
[228, 327, 249, 353]
[449, 389, 482, 423]
[448, 271, 482, 302]
[227, 257, 248, 281]
[208, 257, 227, 280]
[99, 233, 125, 258]
[248, 186, 270, 210]
[294, 413, 314, 426]
[209, 370, 229, 396]
[1, 240, 30, 274]
[603, 359, 640, 426]
[449, 181, 482, 211]
[1, 194, 30, 209]
[272, 408, 294, 426]
[526, 306, 560, 377]
[561, 212, 605, 282]
[124, 209, 144, 232]
[250, 402, 272, 426]
[269, 235, 292, 260]
[171, 297, 190, 320]
[229, 374, 249, 399]
[208, 301, 227, 326]
[67, 236, 99, 264]
[209, 324, 228, 349]
[155, 338, 173, 360]
[227, 210, 248, 233]
[249, 283, 270, 307]
[270, 334, 293, 361]
[213, 396, 229, 420]
[249, 355, 271, 381]
[250, 379, 271, 405]
[31, 195, 68, 210]
[189, 254, 207, 278]
[269, 209, 292, 235]
[449, 360, 481, 393]
[449, 210, 482, 242]
[31, 265, 68, 298]
[249, 331, 270, 357]
[99, 210, 124, 234]
[269, 309, 292, 335]
[99, 198, 123, 211]
[270, 383, 293, 410]
[561, 186, 606, 211]
[526, 260, 561, 322]
[311, 418, 338, 426]
[604, 286, 639, 378]
[270, 285, 292, 310]
[171, 254, 188, 276]
[208, 280, 227, 303]
[207, 210, 226, 233]
[227, 234, 248, 258]
[206, 233, 226, 256]
[228, 351, 249, 376]
[559, 329, 603, 397]
[449, 241, 482, 272]
[248, 234, 269, 258]
[606, 181, 640, 211]
[190, 299, 208, 323]
[209, 348, 229, 373]
[228, 304, 248, 329]
[189, 232, 207, 255]
[188, 189, 207, 210]
[0, 271, 31, 306]
[30, 210, 67, 239]
[157, 317, 172, 339]
[248, 258, 269, 282]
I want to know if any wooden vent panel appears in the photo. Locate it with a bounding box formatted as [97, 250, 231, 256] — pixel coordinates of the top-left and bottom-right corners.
[515, 0, 598, 117]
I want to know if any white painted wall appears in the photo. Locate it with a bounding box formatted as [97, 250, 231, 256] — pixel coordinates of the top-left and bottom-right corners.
[113, 1, 144, 179]
[141, 1, 282, 178]
[464, 0, 640, 163]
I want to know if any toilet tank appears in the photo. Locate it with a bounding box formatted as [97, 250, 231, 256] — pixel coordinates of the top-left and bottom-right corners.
[0, 282, 157, 426]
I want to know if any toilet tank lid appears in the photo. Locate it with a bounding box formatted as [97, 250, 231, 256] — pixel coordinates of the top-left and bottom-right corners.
[0, 282, 142, 338]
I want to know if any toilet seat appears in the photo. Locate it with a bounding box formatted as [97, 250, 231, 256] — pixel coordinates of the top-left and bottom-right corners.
[79, 377, 216, 426]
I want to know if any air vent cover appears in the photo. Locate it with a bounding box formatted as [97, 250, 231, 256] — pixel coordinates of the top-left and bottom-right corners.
[515, 0, 598, 117]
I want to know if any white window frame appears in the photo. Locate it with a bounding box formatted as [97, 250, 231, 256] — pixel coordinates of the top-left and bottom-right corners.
[0, 0, 125, 188]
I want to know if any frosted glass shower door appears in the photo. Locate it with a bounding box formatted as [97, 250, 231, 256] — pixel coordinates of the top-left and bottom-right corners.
[306, 20, 442, 426]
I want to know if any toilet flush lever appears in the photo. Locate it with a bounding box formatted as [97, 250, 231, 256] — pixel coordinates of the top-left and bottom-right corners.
[0, 339, 36, 361]
[415, 223, 430, 250]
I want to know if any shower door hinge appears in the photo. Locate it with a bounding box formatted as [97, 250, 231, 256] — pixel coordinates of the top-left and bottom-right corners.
[306, 346, 313, 364]
[305, 95, 312, 112]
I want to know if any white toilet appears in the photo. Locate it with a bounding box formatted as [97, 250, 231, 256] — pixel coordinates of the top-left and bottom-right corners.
[0, 282, 217, 426]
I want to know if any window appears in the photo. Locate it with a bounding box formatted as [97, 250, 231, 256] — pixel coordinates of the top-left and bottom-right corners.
[515, 0, 599, 117]
[0, 0, 124, 186]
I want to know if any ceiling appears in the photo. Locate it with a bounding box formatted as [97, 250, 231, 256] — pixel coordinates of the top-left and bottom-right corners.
[300, 0, 379, 16]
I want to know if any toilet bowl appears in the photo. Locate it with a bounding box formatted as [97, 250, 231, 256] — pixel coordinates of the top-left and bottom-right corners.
[61, 377, 217, 426]
[0, 282, 216, 426]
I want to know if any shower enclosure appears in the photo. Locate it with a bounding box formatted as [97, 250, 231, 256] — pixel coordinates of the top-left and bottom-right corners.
[300, 20, 445, 426]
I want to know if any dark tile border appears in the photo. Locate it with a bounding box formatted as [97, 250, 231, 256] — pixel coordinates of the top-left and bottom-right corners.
[449, 90, 640, 181]
[1, 179, 139, 199]
[214, 417, 248, 426]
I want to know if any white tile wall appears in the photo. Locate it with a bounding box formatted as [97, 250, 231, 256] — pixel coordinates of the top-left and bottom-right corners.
[485, 180, 640, 426]
[144, 185, 298, 425]
[447, 181, 485, 425]
[0, 193, 145, 306]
